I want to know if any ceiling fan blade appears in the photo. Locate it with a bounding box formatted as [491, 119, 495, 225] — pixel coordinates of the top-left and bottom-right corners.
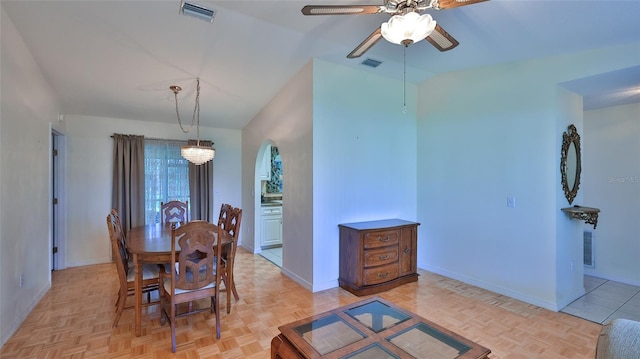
[426, 24, 459, 51]
[301, 5, 383, 15]
[433, 0, 489, 10]
[347, 28, 383, 58]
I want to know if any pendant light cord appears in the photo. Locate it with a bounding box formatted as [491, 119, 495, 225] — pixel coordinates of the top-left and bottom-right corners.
[173, 78, 200, 138]
[194, 79, 201, 146]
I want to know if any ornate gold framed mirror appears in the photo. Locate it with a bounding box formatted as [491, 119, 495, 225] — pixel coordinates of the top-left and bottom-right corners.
[561, 124, 581, 204]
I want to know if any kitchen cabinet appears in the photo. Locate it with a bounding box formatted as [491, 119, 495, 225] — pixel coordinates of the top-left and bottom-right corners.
[261, 205, 282, 248]
[338, 219, 419, 296]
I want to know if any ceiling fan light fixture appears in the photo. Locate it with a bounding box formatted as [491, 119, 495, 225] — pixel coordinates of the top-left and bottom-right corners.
[381, 12, 436, 45]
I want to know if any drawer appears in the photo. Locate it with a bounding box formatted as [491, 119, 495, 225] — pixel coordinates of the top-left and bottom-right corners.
[363, 247, 398, 268]
[262, 206, 282, 215]
[363, 263, 399, 285]
[363, 229, 399, 249]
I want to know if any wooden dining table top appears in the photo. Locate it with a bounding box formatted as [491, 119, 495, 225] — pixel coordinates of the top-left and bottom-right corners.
[127, 222, 231, 256]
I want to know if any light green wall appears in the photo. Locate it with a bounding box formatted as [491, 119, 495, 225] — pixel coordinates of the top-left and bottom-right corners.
[417, 42, 639, 310]
[555, 87, 585, 306]
[241, 59, 418, 291]
[584, 102, 640, 285]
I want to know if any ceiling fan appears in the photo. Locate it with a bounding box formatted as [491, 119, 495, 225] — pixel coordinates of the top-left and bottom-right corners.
[301, 0, 488, 58]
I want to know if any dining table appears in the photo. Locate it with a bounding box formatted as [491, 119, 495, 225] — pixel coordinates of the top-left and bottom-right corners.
[126, 221, 232, 337]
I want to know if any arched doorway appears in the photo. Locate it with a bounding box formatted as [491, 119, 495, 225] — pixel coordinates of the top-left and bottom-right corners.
[254, 140, 283, 267]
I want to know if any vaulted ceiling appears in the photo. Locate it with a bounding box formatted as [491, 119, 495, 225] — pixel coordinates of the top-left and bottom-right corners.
[3, 0, 639, 129]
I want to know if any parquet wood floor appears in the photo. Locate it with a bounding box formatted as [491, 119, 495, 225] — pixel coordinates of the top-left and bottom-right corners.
[1, 248, 602, 358]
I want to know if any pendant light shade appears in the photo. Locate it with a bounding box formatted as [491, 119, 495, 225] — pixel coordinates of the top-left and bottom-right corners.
[381, 12, 436, 45]
[181, 144, 215, 165]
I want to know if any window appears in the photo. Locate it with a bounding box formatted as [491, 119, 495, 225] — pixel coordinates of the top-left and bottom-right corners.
[144, 139, 190, 224]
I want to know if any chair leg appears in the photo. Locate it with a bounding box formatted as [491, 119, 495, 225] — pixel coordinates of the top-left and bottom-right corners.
[170, 303, 177, 352]
[160, 285, 170, 327]
[228, 261, 240, 302]
[160, 310, 166, 326]
[226, 277, 232, 315]
[113, 290, 127, 327]
[231, 280, 240, 301]
[214, 291, 220, 339]
[221, 272, 240, 314]
[171, 322, 176, 353]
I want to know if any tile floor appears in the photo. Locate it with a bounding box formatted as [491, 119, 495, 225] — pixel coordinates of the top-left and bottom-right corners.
[561, 275, 640, 324]
[260, 246, 282, 267]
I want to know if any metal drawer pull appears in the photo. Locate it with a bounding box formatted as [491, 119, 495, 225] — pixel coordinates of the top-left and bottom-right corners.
[404, 247, 410, 254]
[377, 236, 390, 242]
[378, 254, 390, 260]
[378, 271, 390, 278]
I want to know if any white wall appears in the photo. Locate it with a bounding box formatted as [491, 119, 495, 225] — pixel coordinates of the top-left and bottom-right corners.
[0, 8, 62, 345]
[312, 59, 418, 291]
[416, 42, 639, 311]
[64, 115, 241, 267]
[583, 102, 640, 285]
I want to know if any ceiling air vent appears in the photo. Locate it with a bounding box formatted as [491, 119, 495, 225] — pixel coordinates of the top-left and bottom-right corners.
[180, 1, 216, 23]
[361, 58, 382, 68]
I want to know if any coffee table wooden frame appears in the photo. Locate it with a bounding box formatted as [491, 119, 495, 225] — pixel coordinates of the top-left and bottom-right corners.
[272, 297, 490, 359]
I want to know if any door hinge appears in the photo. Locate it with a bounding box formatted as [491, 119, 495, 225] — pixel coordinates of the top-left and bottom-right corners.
[53, 246, 58, 254]
[53, 149, 58, 156]
[53, 198, 58, 205]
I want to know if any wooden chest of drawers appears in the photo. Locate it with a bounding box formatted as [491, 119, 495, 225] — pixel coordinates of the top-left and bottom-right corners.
[338, 219, 420, 296]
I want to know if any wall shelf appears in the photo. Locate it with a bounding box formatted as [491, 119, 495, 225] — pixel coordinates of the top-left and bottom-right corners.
[561, 206, 600, 229]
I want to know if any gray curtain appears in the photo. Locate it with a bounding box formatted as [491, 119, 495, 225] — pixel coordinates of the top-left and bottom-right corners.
[188, 139, 214, 221]
[112, 134, 145, 232]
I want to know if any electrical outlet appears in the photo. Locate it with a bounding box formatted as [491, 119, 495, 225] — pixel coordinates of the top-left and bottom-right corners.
[570, 261, 574, 272]
[507, 196, 516, 208]
[19, 274, 24, 288]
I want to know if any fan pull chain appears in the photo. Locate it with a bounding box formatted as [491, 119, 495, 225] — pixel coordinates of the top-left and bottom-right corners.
[403, 45, 407, 114]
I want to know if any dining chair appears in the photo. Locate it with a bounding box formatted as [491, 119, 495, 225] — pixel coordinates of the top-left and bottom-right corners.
[110, 209, 128, 262]
[160, 200, 189, 224]
[217, 203, 243, 313]
[159, 220, 224, 352]
[106, 211, 160, 327]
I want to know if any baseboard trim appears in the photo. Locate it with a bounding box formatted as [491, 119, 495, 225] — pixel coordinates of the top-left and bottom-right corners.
[280, 267, 313, 292]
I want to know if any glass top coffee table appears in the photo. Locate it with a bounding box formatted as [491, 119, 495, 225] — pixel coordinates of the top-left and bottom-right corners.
[271, 297, 491, 359]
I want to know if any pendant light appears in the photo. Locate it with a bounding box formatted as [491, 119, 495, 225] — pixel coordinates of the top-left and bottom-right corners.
[170, 78, 215, 165]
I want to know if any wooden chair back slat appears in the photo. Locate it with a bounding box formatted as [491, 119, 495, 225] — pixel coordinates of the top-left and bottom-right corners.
[161, 200, 189, 224]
